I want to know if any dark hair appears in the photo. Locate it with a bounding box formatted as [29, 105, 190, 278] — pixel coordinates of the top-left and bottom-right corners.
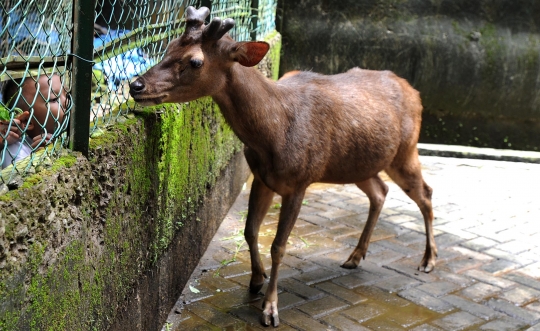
[1, 78, 23, 108]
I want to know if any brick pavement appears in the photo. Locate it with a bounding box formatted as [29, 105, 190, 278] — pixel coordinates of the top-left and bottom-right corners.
[163, 155, 540, 331]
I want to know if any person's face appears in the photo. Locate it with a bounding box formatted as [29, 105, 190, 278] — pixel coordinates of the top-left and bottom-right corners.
[20, 75, 67, 137]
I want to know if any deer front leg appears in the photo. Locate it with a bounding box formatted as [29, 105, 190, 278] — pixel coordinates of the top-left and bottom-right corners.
[261, 191, 305, 327]
[245, 177, 275, 293]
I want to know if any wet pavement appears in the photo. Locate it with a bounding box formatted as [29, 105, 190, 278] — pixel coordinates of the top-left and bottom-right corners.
[163, 153, 540, 331]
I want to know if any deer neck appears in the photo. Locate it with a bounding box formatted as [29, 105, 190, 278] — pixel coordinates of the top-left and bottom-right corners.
[211, 64, 288, 152]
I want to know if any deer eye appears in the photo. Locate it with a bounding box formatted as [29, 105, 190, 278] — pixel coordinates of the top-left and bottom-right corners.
[190, 59, 203, 68]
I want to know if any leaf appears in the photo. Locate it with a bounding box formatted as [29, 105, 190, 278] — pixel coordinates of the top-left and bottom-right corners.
[189, 285, 200, 294]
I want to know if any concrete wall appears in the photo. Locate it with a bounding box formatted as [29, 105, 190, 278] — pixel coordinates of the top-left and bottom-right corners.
[0, 31, 281, 331]
[278, 0, 540, 151]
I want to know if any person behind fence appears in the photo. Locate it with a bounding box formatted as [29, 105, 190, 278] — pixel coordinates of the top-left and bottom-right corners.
[0, 74, 67, 169]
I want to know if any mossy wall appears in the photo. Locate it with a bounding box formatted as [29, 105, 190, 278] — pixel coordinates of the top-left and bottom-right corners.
[278, 0, 540, 151]
[0, 32, 281, 331]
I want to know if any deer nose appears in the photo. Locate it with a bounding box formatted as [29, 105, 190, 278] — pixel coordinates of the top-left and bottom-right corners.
[130, 79, 146, 93]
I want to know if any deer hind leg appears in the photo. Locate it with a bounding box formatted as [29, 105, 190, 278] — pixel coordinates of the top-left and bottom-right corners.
[244, 177, 275, 294]
[261, 191, 305, 327]
[385, 155, 437, 273]
[341, 175, 388, 269]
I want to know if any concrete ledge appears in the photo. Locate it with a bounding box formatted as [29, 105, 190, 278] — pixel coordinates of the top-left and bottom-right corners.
[418, 143, 540, 164]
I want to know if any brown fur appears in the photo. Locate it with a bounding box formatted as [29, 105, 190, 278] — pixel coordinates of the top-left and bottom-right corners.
[130, 7, 436, 327]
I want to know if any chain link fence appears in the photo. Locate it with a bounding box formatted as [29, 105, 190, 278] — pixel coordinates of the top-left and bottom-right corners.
[0, 0, 277, 185]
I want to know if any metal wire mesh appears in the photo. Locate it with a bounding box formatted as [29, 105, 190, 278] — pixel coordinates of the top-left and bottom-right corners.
[0, 0, 72, 184]
[210, 0, 252, 42]
[255, 0, 276, 39]
[90, 0, 198, 131]
[0, 0, 277, 185]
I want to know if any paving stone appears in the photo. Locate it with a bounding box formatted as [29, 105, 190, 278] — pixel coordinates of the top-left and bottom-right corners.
[296, 295, 349, 318]
[205, 288, 262, 309]
[354, 285, 411, 307]
[460, 237, 500, 252]
[315, 281, 368, 304]
[362, 317, 407, 330]
[229, 305, 294, 330]
[435, 270, 475, 287]
[317, 207, 356, 220]
[366, 249, 406, 266]
[290, 224, 325, 237]
[497, 240, 535, 254]
[168, 158, 540, 331]
[416, 281, 462, 297]
[341, 301, 387, 322]
[459, 282, 502, 302]
[409, 324, 444, 331]
[441, 294, 501, 320]
[182, 283, 215, 304]
[487, 298, 540, 324]
[392, 231, 426, 246]
[375, 274, 422, 293]
[219, 262, 252, 279]
[384, 303, 442, 328]
[288, 234, 345, 259]
[484, 248, 534, 266]
[199, 273, 242, 292]
[385, 259, 440, 283]
[450, 246, 495, 262]
[332, 273, 381, 289]
[332, 214, 367, 229]
[431, 311, 484, 330]
[463, 269, 516, 289]
[292, 267, 343, 285]
[173, 312, 220, 331]
[479, 316, 529, 331]
[322, 226, 362, 240]
[398, 288, 454, 313]
[433, 233, 466, 248]
[380, 214, 418, 224]
[481, 259, 519, 275]
[500, 286, 540, 306]
[298, 214, 342, 229]
[503, 273, 540, 291]
[274, 292, 306, 310]
[517, 262, 540, 279]
[527, 302, 540, 313]
[321, 313, 370, 331]
[186, 301, 242, 328]
[279, 309, 329, 331]
[278, 278, 325, 300]
[377, 239, 421, 257]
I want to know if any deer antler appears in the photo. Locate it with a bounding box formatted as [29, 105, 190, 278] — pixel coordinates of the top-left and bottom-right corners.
[203, 17, 235, 40]
[185, 6, 210, 31]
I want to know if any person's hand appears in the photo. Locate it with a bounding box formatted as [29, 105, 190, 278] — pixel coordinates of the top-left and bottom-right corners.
[0, 111, 30, 145]
[31, 133, 55, 149]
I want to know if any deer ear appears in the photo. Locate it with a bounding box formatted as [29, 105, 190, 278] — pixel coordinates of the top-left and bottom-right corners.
[231, 41, 270, 67]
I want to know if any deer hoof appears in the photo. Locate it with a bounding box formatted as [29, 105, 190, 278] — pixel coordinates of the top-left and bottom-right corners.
[261, 301, 279, 327]
[418, 257, 436, 273]
[341, 257, 360, 269]
[249, 280, 264, 294]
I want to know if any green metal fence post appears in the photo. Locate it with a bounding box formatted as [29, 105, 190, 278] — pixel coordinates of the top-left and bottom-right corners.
[250, 0, 259, 41]
[70, 0, 95, 157]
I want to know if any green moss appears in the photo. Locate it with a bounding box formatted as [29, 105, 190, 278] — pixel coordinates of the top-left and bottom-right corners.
[264, 30, 282, 81]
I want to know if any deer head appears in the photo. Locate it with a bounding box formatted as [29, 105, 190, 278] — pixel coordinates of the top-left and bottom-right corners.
[129, 6, 270, 106]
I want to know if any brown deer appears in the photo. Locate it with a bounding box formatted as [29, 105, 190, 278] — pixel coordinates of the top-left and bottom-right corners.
[130, 6, 436, 327]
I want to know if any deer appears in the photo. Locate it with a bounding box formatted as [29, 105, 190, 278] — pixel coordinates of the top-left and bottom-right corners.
[129, 6, 437, 327]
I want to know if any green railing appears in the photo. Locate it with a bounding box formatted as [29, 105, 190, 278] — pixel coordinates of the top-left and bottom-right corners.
[0, 0, 277, 185]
